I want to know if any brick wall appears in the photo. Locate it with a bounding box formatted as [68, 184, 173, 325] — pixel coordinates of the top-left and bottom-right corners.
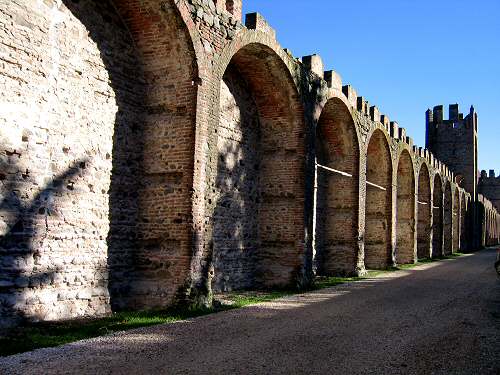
[365, 130, 392, 269]
[417, 164, 432, 258]
[396, 151, 415, 264]
[315, 98, 359, 276]
[432, 176, 444, 257]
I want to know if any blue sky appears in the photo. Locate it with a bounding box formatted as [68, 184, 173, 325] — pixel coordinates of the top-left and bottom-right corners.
[242, 0, 500, 174]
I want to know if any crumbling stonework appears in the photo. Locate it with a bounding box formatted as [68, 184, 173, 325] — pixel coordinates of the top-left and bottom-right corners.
[0, 0, 499, 329]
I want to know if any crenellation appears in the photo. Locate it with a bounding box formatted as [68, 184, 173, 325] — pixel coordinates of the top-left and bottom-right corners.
[398, 127, 406, 142]
[342, 85, 358, 108]
[381, 115, 390, 127]
[245, 12, 275, 39]
[369, 106, 380, 122]
[302, 54, 324, 78]
[324, 70, 342, 91]
[433, 105, 444, 123]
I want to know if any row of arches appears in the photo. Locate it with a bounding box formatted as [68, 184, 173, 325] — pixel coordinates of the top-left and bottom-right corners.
[94, 0, 497, 300]
[313, 104, 470, 277]
[3, 0, 499, 326]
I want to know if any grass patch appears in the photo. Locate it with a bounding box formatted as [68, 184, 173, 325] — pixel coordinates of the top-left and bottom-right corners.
[0, 252, 466, 357]
[0, 306, 226, 357]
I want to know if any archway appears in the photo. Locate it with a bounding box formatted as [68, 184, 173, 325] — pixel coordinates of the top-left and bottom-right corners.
[314, 98, 360, 276]
[395, 150, 416, 264]
[365, 130, 392, 269]
[417, 163, 432, 259]
[443, 182, 452, 255]
[460, 193, 467, 251]
[213, 43, 305, 291]
[432, 175, 443, 258]
[453, 187, 460, 252]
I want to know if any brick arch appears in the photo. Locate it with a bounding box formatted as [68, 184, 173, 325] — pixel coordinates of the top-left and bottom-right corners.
[365, 129, 393, 269]
[417, 162, 432, 259]
[215, 29, 299, 82]
[211, 37, 306, 292]
[395, 149, 416, 264]
[453, 186, 460, 252]
[443, 181, 453, 255]
[460, 192, 467, 251]
[314, 97, 360, 276]
[109, 0, 203, 308]
[432, 174, 444, 258]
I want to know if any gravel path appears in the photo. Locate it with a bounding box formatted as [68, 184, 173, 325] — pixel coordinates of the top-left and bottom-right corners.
[1, 248, 499, 375]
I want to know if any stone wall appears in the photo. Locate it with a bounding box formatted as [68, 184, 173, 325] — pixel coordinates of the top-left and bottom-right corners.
[0, 0, 499, 329]
[212, 65, 260, 291]
[0, 0, 145, 328]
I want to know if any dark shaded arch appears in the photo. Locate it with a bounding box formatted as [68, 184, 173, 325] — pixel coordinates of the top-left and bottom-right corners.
[452, 187, 460, 252]
[417, 163, 432, 259]
[443, 182, 453, 255]
[432, 175, 443, 258]
[104, 0, 199, 309]
[460, 193, 467, 251]
[314, 98, 360, 276]
[395, 150, 416, 264]
[212, 42, 306, 291]
[365, 129, 392, 269]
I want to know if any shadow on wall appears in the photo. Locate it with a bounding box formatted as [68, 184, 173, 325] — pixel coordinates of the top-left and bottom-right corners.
[212, 64, 261, 293]
[60, 0, 146, 311]
[0, 156, 88, 328]
[0, 0, 147, 330]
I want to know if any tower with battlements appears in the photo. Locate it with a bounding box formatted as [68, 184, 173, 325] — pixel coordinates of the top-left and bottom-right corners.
[426, 104, 478, 196]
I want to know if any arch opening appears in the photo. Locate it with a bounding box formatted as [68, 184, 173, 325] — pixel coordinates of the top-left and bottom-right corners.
[213, 43, 305, 292]
[395, 150, 416, 264]
[432, 176, 443, 258]
[417, 164, 432, 259]
[365, 130, 392, 269]
[460, 194, 467, 251]
[314, 98, 359, 276]
[443, 182, 453, 255]
[452, 187, 460, 252]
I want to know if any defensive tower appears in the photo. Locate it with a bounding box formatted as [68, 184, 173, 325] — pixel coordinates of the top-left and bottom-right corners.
[426, 104, 478, 196]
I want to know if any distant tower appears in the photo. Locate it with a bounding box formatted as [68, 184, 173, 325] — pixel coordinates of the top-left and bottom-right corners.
[426, 104, 478, 197]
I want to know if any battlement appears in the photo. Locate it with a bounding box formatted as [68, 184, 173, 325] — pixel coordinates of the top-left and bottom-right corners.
[480, 170, 500, 180]
[245, 12, 276, 39]
[427, 103, 475, 125]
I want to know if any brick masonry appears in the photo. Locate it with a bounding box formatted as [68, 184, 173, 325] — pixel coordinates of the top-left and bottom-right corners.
[0, 0, 499, 329]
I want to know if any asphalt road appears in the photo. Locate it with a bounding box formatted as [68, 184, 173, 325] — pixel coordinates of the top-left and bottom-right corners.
[1, 248, 499, 375]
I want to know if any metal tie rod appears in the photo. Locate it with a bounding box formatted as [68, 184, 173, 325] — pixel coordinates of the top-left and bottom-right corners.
[417, 201, 428, 205]
[316, 163, 352, 177]
[316, 163, 386, 191]
[366, 180, 387, 191]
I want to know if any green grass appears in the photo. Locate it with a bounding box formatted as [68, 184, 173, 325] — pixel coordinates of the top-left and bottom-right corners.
[0, 252, 466, 357]
[0, 306, 225, 357]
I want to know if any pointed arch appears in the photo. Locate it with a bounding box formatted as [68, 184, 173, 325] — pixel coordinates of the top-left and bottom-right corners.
[452, 187, 460, 252]
[417, 163, 432, 259]
[365, 129, 392, 269]
[443, 181, 453, 255]
[314, 97, 360, 276]
[212, 41, 306, 291]
[396, 150, 416, 264]
[432, 174, 443, 258]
